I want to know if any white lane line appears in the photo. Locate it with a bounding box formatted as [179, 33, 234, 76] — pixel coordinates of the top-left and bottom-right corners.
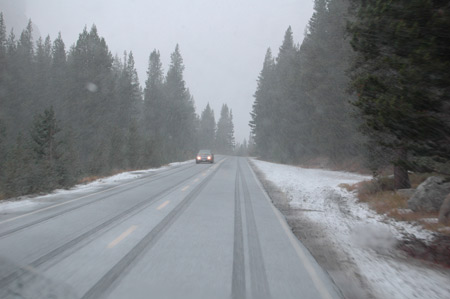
[157, 200, 170, 210]
[246, 159, 334, 299]
[181, 185, 190, 192]
[193, 178, 199, 183]
[107, 225, 138, 249]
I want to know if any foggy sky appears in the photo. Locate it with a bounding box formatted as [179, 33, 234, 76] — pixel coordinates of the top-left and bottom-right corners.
[1, 0, 314, 143]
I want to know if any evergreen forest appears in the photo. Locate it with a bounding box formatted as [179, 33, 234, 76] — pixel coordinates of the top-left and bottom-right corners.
[250, 0, 450, 189]
[0, 16, 235, 199]
[1, 0, 449, 198]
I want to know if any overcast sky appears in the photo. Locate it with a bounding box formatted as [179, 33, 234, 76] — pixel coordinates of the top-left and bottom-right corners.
[1, 0, 314, 143]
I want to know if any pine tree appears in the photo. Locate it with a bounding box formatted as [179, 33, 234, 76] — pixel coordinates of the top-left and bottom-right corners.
[110, 51, 142, 170]
[0, 14, 7, 137]
[0, 120, 6, 194]
[126, 119, 140, 169]
[57, 128, 78, 187]
[12, 20, 36, 133]
[229, 110, 235, 150]
[50, 32, 68, 113]
[250, 2, 363, 165]
[216, 104, 235, 154]
[164, 45, 197, 160]
[198, 103, 216, 149]
[300, 0, 360, 162]
[235, 138, 248, 156]
[0, 12, 6, 85]
[34, 35, 53, 112]
[17, 20, 34, 63]
[273, 27, 303, 163]
[142, 49, 165, 166]
[67, 24, 114, 171]
[52, 32, 66, 66]
[349, 0, 450, 187]
[248, 132, 256, 156]
[250, 48, 276, 159]
[4, 133, 33, 197]
[143, 50, 164, 134]
[1, 28, 17, 144]
[0, 13, 5, 55]
[29, 107, 63, 191]
[124, 51, 142, 112]
[0, 19, 213, 196]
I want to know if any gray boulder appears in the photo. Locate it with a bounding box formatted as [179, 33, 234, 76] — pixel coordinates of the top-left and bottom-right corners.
[397, 188, 415, 198]
[438, 194, 450, 225]
[407, 176, 450, 212]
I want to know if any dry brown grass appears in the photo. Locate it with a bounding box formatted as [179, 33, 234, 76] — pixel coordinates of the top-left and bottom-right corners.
[388, 208, 449, 235]
[298, 156, 371, 175]
[357, 180, 391, 202]
[362, 191, 408, 213]
[338, 183, 360, 193]
[409, 173, 432, 189]
[77, 169, 137, 185]
[78, 175, 104, 184]
[353, 175, 449, 235]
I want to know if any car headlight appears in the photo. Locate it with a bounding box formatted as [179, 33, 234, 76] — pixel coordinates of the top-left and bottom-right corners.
[197, 156, 201, 160]
[207, 156, 211, 160]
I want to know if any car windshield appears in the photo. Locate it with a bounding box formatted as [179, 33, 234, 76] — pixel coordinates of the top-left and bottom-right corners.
[0, 1, 448, 299]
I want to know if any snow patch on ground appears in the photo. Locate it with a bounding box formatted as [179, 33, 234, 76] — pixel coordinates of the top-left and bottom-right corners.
[251, 158, 450, 299]
[0, 200, 39, 212]
[0, 160, 192, 212]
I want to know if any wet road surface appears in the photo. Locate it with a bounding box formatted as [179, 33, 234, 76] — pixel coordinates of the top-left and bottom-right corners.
[0, 156, 342, 299]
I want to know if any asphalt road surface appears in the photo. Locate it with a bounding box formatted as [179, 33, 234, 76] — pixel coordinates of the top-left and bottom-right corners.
[0, 156, 342, 299]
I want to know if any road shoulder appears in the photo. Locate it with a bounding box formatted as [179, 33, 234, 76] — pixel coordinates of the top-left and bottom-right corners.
[248, 160, 376, 299]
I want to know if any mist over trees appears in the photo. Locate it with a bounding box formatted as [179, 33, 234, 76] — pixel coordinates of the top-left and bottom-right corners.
[215, 104, 235, 154]
[0, 15, 235, 199]
[250, 0, 450, 188]
[5, 0, 447, 198]
[198, 103, 216, 150]
[250, 0, 360, 165]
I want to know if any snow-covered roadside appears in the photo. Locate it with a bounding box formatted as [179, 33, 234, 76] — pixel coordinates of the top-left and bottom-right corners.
[0, 160, 192, 213]
[251, 158, 450, 299]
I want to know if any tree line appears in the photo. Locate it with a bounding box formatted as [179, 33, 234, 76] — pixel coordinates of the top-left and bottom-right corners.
[0, 15, 235, 199]
[250, 0, 450, 188]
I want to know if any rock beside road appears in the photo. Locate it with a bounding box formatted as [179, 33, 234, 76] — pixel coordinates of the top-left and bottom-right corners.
[438, 194, 450, 225]
[398, 234, 450, 267]
[407, 176, 450, 212]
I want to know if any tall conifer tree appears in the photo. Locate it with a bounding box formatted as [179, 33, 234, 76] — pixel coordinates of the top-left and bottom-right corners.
[164, 45, 197, 160]
[199, 103, 216, 149]
[142, 49, 165, 165]
[216, 104, 235, 154]
[349, 0, 450, 187]
[250, 48, 276, 159]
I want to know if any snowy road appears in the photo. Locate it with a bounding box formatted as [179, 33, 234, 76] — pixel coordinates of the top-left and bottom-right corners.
[0, 156, 341, 299]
